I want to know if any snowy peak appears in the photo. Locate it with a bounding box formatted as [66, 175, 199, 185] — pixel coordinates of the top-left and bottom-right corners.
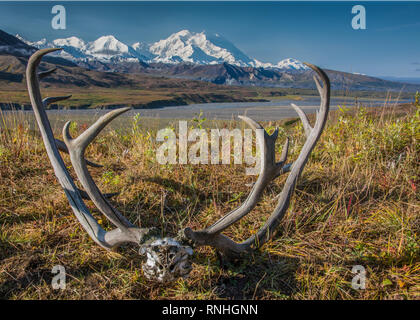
[53, 36, 86, 50]
[275, 58, 309, 70]
[15, 30, 309, 71]
[149, 30, 253, 66]
[16, 34, 140, 62]
[88, 35, 128, 55]
[16, 34, 48, 49]
[50, 36, 87, 60]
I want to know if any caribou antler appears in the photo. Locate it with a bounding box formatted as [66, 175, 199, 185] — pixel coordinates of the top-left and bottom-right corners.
[26, 49, 193, 282]
[182, 63, 330, 258]
[27, 48, 330, 281]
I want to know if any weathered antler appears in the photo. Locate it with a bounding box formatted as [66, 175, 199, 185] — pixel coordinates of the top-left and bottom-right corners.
[27, 49, 193, 281]
[183, 63, 330, 258]
[27, 48, 329, 281]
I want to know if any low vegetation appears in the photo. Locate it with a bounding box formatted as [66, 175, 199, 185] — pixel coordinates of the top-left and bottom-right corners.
[0, 100, 418, 299]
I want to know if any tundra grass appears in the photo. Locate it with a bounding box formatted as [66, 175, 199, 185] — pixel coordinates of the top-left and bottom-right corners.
[0, 102, 418, 300]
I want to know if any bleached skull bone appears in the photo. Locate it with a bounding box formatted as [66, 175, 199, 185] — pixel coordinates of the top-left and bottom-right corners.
[139, 237, 193, 282]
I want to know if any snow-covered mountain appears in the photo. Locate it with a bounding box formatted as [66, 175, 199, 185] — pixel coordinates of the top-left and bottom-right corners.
[16, 30, 307, 70]
[16, 34, 48, 49]
[274, 58, 308, 70]
[4, 29, 420, 92]
[84, 35, 139, 62]
[16, 34, 144, 63]
[147, 30, 254, 66]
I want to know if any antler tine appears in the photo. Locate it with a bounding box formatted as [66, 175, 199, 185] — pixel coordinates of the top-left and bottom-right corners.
[291, 103, 312, 138]
[63, 107, 131, 153]
[43, 95, 72, 107]
[278, 137, 289, 165]
[26, 48, 152, 249]
[38, 67, 57, 80]
[313, 75, 324, 95]
[290, 63, 329, 137]
[184, 63, 330, 258]
[238, 115, 264, 130]
[62, 107, 134, 231]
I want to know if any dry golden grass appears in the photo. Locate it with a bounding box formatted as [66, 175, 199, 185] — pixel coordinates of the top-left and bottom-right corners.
[0, 102, 418, 299]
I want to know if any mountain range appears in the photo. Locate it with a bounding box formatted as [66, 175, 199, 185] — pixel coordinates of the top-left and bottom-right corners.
[16, 30, 309, 71]
[2, 29, 420, 93]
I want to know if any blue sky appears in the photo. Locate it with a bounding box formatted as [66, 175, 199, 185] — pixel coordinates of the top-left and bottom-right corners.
[1, 1, 420, 77]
